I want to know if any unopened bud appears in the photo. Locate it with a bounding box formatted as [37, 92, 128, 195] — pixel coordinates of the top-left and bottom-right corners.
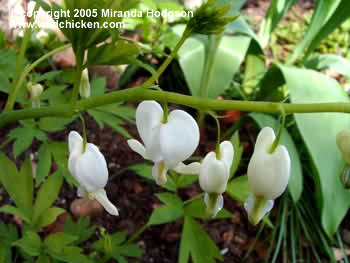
[185, 0, 238, 36]
[340, 165, 350, 189]
[79, 69, 90, 99]
[27, 82, 43, 108]
[336, 130, 350, 165]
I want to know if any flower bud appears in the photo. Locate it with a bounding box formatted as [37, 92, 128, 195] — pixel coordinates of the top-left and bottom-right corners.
[340, 165, 350, 189]
[27, 82, 43, 108]
[185, 0, 238, 36]
[245, 127, 291, 225]
[199, 141, 234, 217]
[336, 130, 350, 165]
[79, 69, 90, 99]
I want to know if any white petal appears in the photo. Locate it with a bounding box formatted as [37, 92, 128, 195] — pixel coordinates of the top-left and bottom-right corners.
[219, 141, 234, 172]
[204, 193, 224, 218]
[68, 131, 83, 154]
[152, 161, 168, 185]
[255, 127, 276, 153]
[173, 162, 201, 174]
[136, 100, 163, 146]
[74, 143, 108, 193]
[248, 144, 291, 200]
[93, 188, 119, 216]
[199, 152, 229, 194]
[244, 194, 274, 225]
[159, 110, 199, 167]
[127, 139, 148, 159]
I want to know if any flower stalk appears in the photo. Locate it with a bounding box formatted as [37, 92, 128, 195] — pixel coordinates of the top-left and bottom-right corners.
[1, 89, 350, 127]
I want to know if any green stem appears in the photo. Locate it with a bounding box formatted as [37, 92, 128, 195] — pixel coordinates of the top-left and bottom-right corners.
[208, 111, 221, 158]
[143, 32, 190, 86]
[269, 105, 286, 153]
[126, 223, 149, 244]
[68, 65, 83, 114]
[0, 137, 14, 149]
[163, 102, 168, 123]
[183, 193, 204, 205]
[200, 34, 222, 98]
[1, 89, 350, 127]
[5, 2, 40, 111]
[79, 114, 87, 152]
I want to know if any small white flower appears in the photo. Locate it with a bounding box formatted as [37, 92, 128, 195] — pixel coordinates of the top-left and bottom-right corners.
[245, 127, 290, 225]
[199, 141, 234, 217]
[127, 101, 200, 185]
[79, 69, 90, 99]
[68, 131, 118, 216]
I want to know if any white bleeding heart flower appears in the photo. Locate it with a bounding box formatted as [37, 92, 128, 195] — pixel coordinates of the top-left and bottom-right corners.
[199, 141, 234, 217]
[79, 69, 90, 99]
[68, 131, 118, 216]
[127, 100, 200, 185]
[245, 127, 290, 225]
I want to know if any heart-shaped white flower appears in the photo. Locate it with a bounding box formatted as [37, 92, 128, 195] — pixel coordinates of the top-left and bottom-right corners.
[68, 131, 118, 216]
[127, 100, 200, 184]
[245, 127, 290, 225]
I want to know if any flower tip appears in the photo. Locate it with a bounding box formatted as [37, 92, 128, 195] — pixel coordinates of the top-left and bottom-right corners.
[244, 195, 273, 226]
[204, 193, 223, 218]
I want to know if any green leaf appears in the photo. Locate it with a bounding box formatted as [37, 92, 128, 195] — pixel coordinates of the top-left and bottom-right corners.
[179, 216, 223, 263]
[230, 131, 243, 179]
[205, 35, 251, 99]
[304, 54, 350, 81]
[114, 244, 143, 258]
[226, 176, 251, 203]
[9, 127, 35, 157]
[173, 25, 204, 97]
[288, 0, 342, 63]
[36, 207, 65, 228]
[174, 24, 250, 98]
[63, 216, 96, 245]
[249, 112, 303, 202]
[32, 171, 63, 225]
[184, 198, 232, 220]
[242, 40, 266, 95]
[174, 174, 198, 189]
[90, 76, 106, 97]
[13, 231, 42, 256]
[36, 143, 52, 186]
[0, 154, 33, 218]
[304, 0, 350, 59]
[44, 232, 77, 253]
[35, 254, 50, 263]
[259, 0, 297, 47]
[280, 65, 350, 236]
[87, 41, 140, 66]
[148, 193, 184, 225]
[0, 205, 31, 224]
[38, 117, 76, 132]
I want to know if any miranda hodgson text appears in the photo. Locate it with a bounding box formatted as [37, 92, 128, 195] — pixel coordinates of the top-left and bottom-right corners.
[101, 9, 194, 18]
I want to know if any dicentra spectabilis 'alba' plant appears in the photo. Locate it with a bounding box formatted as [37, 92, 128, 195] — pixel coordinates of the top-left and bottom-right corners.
[79, 69, 90, 98]
[245, 127, 290, 225]
[127, 100, 200, 185]
[68, 131, 118, 216]
[199, 141, 234, 217]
